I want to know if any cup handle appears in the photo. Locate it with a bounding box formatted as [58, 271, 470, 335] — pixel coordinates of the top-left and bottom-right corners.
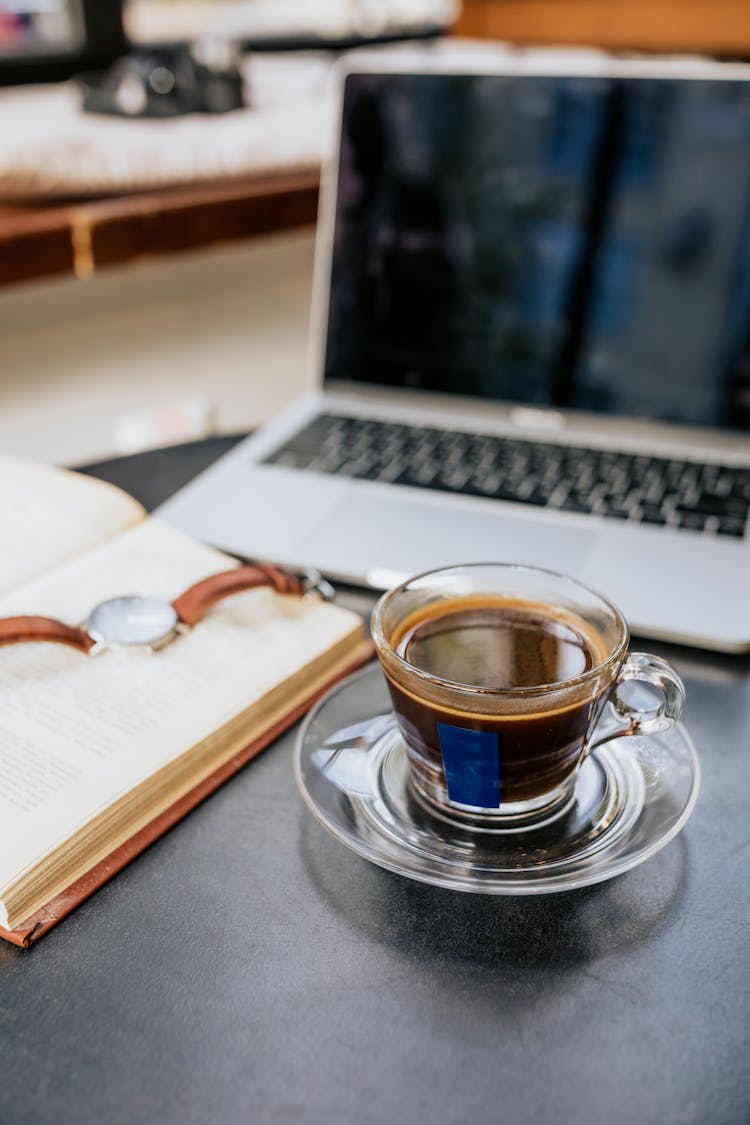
[588, 652, 685, 754]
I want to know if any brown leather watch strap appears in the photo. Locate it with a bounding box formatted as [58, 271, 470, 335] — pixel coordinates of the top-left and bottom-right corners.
[171, 563, 306, 627]
[0, 615, 94, 653]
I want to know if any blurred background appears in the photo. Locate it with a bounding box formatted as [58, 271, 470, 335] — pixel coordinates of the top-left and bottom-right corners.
[0, 0, 747, 465]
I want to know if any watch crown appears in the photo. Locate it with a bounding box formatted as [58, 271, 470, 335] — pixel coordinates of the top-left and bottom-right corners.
[303, 569, 335, 602]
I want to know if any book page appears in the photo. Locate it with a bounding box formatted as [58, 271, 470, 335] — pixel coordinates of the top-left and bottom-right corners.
[0, 455, 145, 595]
[0, 519, 361, 893]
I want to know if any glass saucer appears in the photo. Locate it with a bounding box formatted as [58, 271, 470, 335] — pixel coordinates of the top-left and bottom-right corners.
[294, 664, 700, 895]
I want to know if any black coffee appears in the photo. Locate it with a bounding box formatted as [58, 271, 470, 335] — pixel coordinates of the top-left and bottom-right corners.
[387, 596, 611, 806]
[395, 598, 602, 689]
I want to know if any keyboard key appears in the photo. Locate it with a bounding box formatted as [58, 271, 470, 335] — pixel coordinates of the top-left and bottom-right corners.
[717, 517, 747, 537]
[678, 512, 706, 532]
[640, 511, 668, 526]
[522, 489, 551, 507]
[730, 474, 750, 502]
[638, 503, 668, 523]
[493, 485, 533, 504]
[560, 496, 594, 514]
[708, 497, 747, 518]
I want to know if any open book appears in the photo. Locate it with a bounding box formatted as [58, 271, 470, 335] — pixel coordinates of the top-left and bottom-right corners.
[0, 456, 370, 946]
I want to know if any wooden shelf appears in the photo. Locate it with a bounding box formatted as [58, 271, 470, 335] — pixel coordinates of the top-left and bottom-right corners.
[0, 170, 320, 289]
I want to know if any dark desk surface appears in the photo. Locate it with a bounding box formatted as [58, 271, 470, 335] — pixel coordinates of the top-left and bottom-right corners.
[2, 439, 749, 1125]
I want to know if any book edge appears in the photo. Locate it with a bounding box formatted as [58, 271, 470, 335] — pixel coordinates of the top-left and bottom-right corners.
[0, 638, 374, 948]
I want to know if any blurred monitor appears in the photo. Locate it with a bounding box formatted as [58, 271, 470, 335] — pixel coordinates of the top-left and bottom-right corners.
[0, 0, 125, 83]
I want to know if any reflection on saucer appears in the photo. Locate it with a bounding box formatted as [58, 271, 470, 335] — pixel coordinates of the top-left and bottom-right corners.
[295, 665, 700, 895]
[312, 711, 394, 796]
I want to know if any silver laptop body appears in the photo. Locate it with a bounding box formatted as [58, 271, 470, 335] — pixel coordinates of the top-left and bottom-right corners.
[157, 49, 750, 652]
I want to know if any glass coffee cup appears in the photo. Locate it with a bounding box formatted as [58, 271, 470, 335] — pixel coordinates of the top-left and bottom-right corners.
[371, 563, 685, 828]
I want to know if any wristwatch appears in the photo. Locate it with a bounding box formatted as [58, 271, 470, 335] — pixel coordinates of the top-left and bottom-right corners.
[0, 564, 334, 656]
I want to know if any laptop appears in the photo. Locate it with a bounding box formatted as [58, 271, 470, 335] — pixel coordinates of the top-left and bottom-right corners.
[157, 50, 750, 653]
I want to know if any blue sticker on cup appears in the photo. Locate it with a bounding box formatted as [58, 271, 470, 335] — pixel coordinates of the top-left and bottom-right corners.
[437, 722, 500, 808]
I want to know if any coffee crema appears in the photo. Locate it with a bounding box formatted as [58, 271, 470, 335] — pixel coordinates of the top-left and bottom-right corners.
[392, 595, 609, 689]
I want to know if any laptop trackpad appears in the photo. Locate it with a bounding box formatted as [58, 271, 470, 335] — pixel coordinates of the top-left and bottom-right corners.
[295, 491, 595, 583]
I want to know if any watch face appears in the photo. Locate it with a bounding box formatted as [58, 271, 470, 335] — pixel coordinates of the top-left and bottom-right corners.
[87, 596, 178, 647]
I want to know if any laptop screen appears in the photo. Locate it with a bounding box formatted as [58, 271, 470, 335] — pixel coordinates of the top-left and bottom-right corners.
[323, 71, 750, 434]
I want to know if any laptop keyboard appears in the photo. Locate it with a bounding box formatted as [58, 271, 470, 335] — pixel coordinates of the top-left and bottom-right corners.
[263, 414, 750, 539]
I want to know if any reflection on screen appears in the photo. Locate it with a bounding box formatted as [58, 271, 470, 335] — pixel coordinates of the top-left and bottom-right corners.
[324, 73, 750, 432]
